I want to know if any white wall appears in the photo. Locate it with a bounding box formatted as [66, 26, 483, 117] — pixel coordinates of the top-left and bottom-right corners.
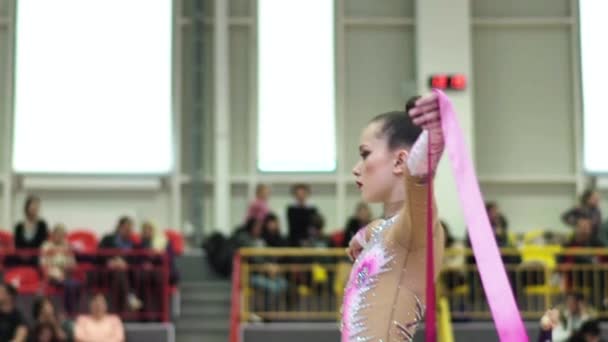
[0, 0, 588, 239]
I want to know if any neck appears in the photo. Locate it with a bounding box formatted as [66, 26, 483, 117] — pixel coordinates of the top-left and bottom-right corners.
[383, 200, 403, 219]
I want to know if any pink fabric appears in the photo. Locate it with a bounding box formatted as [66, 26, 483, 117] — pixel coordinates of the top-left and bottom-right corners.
[434, 89, 528, 341]
[246, 199, 269, 222]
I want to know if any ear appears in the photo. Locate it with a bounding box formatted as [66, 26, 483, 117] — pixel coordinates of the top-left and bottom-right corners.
[392, 149, 409, 175]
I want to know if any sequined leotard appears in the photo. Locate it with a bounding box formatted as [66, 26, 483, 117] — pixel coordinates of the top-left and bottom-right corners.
[341, 164, 444, 342]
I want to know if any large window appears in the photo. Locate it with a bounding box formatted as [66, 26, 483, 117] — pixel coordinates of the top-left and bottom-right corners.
[13, 0, 173, 174]
[257, 0, 336, 172]
[580, 0, 608, 174]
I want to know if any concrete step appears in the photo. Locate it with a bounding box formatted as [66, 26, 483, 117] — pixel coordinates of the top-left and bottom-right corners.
[181, 290, 232, 303]
[181, 303, 231, 318]
[175, 317, 230, 333]
[176, 332, 229, 342]
[180, 281, 231, 292]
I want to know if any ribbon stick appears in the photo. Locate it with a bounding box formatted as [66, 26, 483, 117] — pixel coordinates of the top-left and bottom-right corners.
[434, 89, 528, 341]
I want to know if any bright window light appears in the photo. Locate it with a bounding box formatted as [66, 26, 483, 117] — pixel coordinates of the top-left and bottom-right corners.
[257, 0, 336, 172]
[13, 0, 173, 174]
[581, 1, 608, 173]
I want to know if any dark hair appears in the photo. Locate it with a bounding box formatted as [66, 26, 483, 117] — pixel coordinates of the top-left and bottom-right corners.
[263, 213, 278, 226]
[440, 220, 455, 248]
[0, 282, 17, 299]
[90, 292, 107, 304]
[566, 291, 584, 302]
[485, 201, 497, 212]
[244, 218, 258, 234]
[370, 96, 423, 150]
[578, 319, 601, 336]
[291, 183, 311, 196]
[580, 189, 596, 206]
[116, 216, 133, 229]
[32, 297, 55, 321]
[24, 195, 40, 216]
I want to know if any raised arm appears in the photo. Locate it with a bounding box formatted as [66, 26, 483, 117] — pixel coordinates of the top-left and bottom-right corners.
[390, 93, 445, 251]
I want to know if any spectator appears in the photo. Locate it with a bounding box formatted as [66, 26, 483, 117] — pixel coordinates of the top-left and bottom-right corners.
[563, 215, 605, 262]
[342, 203, 372, 247]
[98, 217, 141, 314]
[563, 189, 602, 238]
[137, 221, 177, 318]
[40, 224, 81, 314]
[287, 183, 319, 246]
[301, 213, 330, 249]
[551, 292, 596, 342]
[13, 195, 49, 265]
[0, 282, 28, 342]
[246, 184, 271, 224]
[73, 293, 124, 342]
[262, 214, 287, 248]
[486, 201, 509, 246]
[31, 297, 71, 342]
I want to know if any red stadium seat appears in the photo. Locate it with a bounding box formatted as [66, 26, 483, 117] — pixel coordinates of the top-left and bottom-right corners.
[67, 230, 98, 253]
[165, 229, 184, 255]
[4, 267, 41, 294]
[330, 231, 345, 247]
[0, 230, 14, 250]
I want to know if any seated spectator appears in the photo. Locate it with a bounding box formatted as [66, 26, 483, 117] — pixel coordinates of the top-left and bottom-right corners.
[74, 293, 124, 342]
[262, 214, 287, 248]
[40, 224, 81, 314]
[31, 297, 71, 342]
[0, 282, 27, 342]
[13, 195, 49, 265]
[552, 292, 596, 342]
[136, 221, 177, 318]
[300, 213, 329, 249]
[342, 202, 372, 247]
[98, 217, 141, 314]
[139, 221, 179, 285]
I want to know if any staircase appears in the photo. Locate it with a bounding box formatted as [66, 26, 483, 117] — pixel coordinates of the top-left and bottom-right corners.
[175, 254, 232, 342]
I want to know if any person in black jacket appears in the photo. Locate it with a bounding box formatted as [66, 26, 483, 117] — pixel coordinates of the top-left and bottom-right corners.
[286, 183, 319, 247]
[13, 195, 48, 266]
[14, 195, 49, 249]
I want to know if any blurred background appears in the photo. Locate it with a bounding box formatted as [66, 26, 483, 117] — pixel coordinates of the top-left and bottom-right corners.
[0, 0, 607, 341]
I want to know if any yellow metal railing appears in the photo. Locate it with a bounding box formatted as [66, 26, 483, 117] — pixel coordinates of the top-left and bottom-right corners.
[238, 247, 608, 322]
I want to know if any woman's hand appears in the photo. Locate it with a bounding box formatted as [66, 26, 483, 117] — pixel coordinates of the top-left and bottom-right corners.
[408, 93, 441, 131]
[540, 308, 559, 331]
[347, 237, 363, 262]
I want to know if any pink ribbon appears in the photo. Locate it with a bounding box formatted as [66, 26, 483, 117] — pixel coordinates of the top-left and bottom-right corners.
[433, 89, 528, 341]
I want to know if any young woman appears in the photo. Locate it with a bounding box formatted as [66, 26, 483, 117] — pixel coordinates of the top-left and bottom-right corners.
[342, 93, 446, 342]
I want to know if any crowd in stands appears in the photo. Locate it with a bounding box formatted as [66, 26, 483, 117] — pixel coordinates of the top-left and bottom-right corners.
[225, 183, 608, 341]
[0, 195, 182, 342]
